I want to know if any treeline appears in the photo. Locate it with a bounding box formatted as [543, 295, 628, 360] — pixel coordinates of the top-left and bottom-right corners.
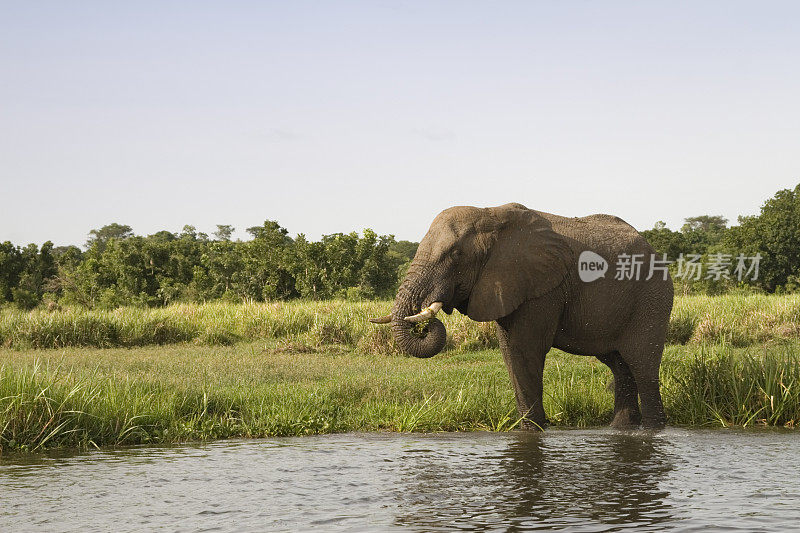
[642, 183, 800, 294]
[2, 183, 799, 310]
[0, 221, 418, 310]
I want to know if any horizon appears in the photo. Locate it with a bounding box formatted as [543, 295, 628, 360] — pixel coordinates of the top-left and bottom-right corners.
[2, 1, 799, 247]
[6, 188, 786, 250]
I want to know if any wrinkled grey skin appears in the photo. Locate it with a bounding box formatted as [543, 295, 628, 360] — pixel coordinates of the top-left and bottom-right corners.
[382, 203, 672, 429]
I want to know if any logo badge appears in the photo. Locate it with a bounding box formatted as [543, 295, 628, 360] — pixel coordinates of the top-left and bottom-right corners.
[578, 251, 608, 282]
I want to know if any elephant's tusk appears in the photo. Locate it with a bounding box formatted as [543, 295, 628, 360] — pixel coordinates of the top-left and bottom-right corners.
[368, 314, 392, 324]
[404, 302, 443, 323]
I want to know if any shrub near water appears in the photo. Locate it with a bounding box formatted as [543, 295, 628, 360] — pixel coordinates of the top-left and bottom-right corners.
[4, 294, 800, 350]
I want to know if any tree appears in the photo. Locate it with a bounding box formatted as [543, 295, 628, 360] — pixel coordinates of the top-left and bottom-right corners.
[355, 230, 400, 298]
[10, 242, 58, 309]
[387, 240, 419, 287]
[388, 240, 418, 262]
[86, 223, 134, 251]
[53, 245, 83, 267]
[290, 234, 326, 299]
[199, 240, 243, 299]
[642, 216, 729, 258]
[641, 216, 735, 295]
[6, 218, 407, 307]
[0, 241, 23, 304]
[48, 245, 84, 305]
[724, 183, 800, 292]
[213, 225, 235, 241]
[290, 229, 400, 299]
[640, 224, 689, 260]
[241, 221, 296, 300]
[680, 215, 728, 254]
[681, 215, 728, 234]
[246, 221, 292, 242]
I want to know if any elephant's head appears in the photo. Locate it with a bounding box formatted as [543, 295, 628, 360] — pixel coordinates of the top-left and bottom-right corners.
[370, 203, 572, 358]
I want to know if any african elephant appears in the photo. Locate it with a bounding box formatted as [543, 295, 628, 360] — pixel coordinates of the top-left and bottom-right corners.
[370, 203, 672, 429]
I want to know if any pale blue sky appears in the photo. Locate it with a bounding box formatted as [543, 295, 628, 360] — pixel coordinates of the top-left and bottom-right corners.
[2, 1, 799, 246]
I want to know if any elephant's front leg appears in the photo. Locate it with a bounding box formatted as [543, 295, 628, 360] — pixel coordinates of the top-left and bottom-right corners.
[495, 301, 561, 430]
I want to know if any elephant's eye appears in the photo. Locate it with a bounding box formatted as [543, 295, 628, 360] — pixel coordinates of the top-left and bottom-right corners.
[450, 249, 462, 260]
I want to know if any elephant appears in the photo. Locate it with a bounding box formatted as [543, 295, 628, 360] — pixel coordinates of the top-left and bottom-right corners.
[370, 203, 672, 429]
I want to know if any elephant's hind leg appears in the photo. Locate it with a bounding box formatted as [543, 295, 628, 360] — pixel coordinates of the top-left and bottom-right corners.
[596, 352, 641, 428]
[617, 342, 667, 429]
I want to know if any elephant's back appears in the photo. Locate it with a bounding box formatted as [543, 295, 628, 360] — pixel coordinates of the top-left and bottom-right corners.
[534, 210, 651, 255]
[569, 213, 640, 236]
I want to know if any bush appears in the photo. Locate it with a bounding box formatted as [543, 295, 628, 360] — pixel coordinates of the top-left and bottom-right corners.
[11, 288, 39, 310]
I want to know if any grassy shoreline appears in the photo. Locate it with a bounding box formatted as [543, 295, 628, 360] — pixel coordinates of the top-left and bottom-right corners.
[1, 340, 798, 453]
[2, 294, 799, 452]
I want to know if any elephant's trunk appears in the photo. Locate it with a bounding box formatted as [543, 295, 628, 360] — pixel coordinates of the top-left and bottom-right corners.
[390, 284, 447, 358]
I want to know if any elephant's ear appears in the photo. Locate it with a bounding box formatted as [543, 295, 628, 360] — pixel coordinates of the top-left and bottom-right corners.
[467, 210, 572, 322]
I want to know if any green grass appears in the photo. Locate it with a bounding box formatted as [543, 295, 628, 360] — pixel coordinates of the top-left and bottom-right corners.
[669, 293, 800, 345]
[2, 293, 800, 350]
[2, 294, 799, 451]
[662, 344, 800, 427]
[1, 341, 797, 452]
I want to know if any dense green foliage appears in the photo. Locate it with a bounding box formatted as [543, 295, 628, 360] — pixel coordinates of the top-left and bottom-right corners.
[1, 222, 415, 310]
[723, 185, 800, 292]
[640, 184, 800, 294]
[0, 241, 58, 310]
[2, 183, 799, 310]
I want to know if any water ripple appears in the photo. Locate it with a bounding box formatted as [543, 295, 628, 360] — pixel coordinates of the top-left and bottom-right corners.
[1, 428, 798, 532]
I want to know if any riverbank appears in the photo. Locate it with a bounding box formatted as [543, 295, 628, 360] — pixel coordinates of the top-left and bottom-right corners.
[1, 341, 797, 452]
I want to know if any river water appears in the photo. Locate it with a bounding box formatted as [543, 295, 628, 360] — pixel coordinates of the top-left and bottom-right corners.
[1, 429, 798, 532]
